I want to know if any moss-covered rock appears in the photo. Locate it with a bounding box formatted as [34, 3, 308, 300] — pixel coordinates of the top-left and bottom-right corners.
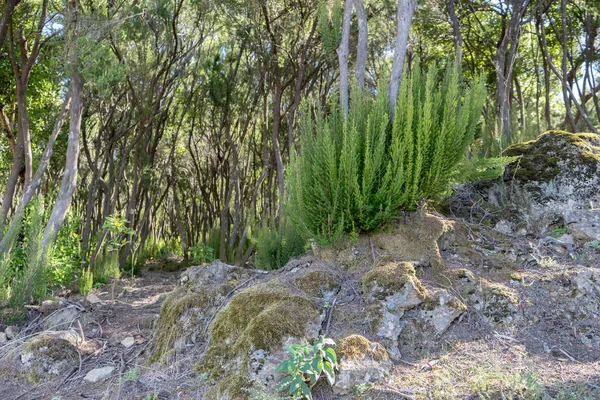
[362, 257, 428, 302]
[334, 335, 392, 394]
[200, 280, 321, 399]
[9, 332, 79, 384]
[294, 268, 341, 299]
[504, 130, 600, 186]
[502, 130, 600, 238]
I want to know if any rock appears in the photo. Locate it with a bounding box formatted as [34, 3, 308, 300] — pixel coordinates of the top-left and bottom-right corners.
[86, 293, 102, 304]
[9, 332, 79, 383]
[363, 257, 428, 341]
[0, 332, 7, 344]
[180, 260, 237, 286]
[84, 366, 115, 383]
[573, 268, 600, 295]
[121, 336, 135, 348]
[334, 335, 392, 394]
[502, 131, 600, 239]
[5, 325, 20, 340]
[43, 306, 80, 330]
[39, 299, 60, 314]
[494, 220, 514, 235]
[419, 290, 466, 334]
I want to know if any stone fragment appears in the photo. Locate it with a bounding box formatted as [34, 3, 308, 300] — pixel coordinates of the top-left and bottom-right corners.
[121, 336, 135, 348]
[84, 366, 115, 383]
[4, 325, 19, 340]
[43, 306, 80, 330]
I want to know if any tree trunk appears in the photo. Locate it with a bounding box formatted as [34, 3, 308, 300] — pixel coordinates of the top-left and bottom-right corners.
[0, 0, 19, 49]
[389, 0, 417, 118]
[338, 0, 352, 116]
[42, 72, 83, 249]
[354, 0, 367, 90]
[0, 92, 70, 252]
[447, 0, 463, 64]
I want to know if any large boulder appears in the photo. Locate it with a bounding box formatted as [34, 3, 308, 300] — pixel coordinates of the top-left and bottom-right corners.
[501, 130, 600, 238]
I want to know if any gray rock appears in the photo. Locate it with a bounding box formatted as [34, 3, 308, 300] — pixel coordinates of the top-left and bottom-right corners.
[501, 131, 600, 239]
[86, 293, 102, 304]
[334, 335, 392, 394]
[0, 332, 7, 344]
[84, 366, 115, 383]
[419, 290, 466, 334]
[5, 325, 20, 340]
[121, 336, 135, 348]
[43, 306, 80, 330]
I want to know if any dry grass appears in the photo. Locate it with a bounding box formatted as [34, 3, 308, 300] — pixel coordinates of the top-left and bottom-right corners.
[373, 338, 599, 399]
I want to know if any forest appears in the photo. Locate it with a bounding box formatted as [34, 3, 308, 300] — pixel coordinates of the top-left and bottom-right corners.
[0, 0, 599, 398]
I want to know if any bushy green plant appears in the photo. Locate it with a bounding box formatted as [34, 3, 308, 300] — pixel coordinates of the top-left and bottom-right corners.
[288, 60, 486, 243]
[276, 337, 339, 400]
[92, 250, 121, 284]
[189, 243, 215, 265]
[78, 267, 93, 295]
[254, 219, 306, 270]
[6, 197, 49, 308]
[48, 212, 82, 289]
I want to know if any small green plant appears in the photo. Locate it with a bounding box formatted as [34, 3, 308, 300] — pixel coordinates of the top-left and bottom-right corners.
[585, 240, 600, 251]
[254, 218, 306, 270]
[121, 368, 138, 381]
[92, 250, 121, 284]
[276, 336, 339, 400]
[102, 212, 135, 252]
[550, 225, 568, 237]
[189, 243, 214, 265]
[78, 267, 93, 295]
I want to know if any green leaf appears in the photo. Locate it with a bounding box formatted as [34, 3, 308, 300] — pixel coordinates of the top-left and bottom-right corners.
[276, 360, 289, 373]
[323, 361, 335, 386]
[301, 381, 313, 400]
[277, 376, 292, 392]
[325, 348, 337, 365]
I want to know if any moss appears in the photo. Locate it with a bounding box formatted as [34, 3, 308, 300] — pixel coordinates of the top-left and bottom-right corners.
[294, 269, 340, 298]
[504, 130, 600, 183]
[148, 286, 223, 364]
[373, 212, 454, 270]
[19, 335, 78, 383]
[337, 334, 388, 362]
[198, 280, 320, 399]
[362, 257, 429, 300]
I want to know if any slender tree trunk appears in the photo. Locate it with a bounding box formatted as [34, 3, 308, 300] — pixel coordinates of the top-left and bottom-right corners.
[15, 79, 32, 189]
[338, 0, 352, 116]
[447, 0, 463, 64]
[354, 0, 367, 90]
[0, 92, 70, 252]
[389, 0, 417, 118]
[0, 0, 19, 49]
[42, 72, 83, 248]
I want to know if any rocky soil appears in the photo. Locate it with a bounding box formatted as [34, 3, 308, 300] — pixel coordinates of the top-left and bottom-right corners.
[1, 131, 599, 399]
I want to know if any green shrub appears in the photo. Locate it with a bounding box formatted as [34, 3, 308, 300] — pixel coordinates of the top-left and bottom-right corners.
[92, 250, 121, 284]
[6, 197, 49, 309]
[78, 267, 93, 295]
[288, 60, 486, 243]
[276, 336, 339, 400]
[189, 243, 215, 265]
[254, 219, 305, 270]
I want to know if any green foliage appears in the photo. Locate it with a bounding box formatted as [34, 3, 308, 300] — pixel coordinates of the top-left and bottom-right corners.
[78, 268, 93, 295]
[452, 156, 520, 184]
[318, 0, 343, 54]
[254, 219, 306, 270]
[288, 60, 486, 243]
[276, 336, 339, 400]
[48, 212, 82, 289]
[550, 225, 569, 237]
[586, 240, 600, 251]
[3, 197, 49, 309]
[103, 212, 135, 252]
[92, 250, 121, 284]
[189, 243, 215, 265]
